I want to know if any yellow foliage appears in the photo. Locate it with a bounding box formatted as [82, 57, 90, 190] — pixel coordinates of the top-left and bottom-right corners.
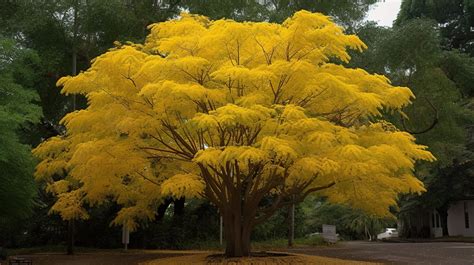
[33, 11, 435, 227]
[161, 173, 205, 198]
[142, 252, 380, 265]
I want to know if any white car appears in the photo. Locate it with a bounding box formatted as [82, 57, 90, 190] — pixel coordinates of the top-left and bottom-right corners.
[377, 228, 398, 240]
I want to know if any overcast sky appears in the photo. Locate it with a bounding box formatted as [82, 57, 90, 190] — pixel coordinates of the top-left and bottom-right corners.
[366, 0, 403, 27]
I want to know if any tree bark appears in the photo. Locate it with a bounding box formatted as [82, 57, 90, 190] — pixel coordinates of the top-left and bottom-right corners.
[288, 201, 295, 247]
[224, 214, 252, 257]
[67, 219, 75, 255]
[223, 201, 253, 257]
[173, 197, 185, 216]
[71, 0, 79, 111]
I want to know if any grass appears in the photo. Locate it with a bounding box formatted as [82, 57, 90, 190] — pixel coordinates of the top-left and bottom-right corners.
[180, 235, 329, 251]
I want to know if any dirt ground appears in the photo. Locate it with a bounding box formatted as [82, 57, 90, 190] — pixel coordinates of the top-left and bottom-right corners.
[6, 250, 203, 265]
[8, 241, 472, 265]
[144, 253, 380, 265]
[6, 250, 379, 265]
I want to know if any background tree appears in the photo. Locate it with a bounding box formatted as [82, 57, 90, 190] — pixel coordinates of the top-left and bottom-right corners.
[34, 11, 434, 257]
[304, 199, 396, 240]
[396, 0, 474, 55]
[351, 8, 474, 237]
[0, 37, 41, 243]
[0, 0, 183, 252]
[0, 0, 182, 144]
[183, 0, 379, 29]
[353, 19, 473, 165]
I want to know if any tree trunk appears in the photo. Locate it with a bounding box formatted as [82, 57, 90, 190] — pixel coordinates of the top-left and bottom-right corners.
[223, 204, 253, 257]
[71, 0, 78, 111]
[156, 198, 173, 220]
[173, 197, 185, 216]
[288, 201, 295, 247]
[67, 2, 78, 253]
[67, 219, 75, 255]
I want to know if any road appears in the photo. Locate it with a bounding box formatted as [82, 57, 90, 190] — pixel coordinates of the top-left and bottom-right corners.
[288, 241, 474, 265]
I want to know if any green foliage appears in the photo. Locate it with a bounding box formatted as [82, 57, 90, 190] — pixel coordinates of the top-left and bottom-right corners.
[183, 0, 379, 28]
[264, 0, 379, 29]
[351, 19, 474, 168]
[353, 2, 474, 236]
[0, 0, 183, 139]
[303, 199, 395, 240]
[440, 50, 474, 98]
[0, 37, 41, 229]
[399, 160, 474, 228]
[253, 203, 307, 240]
[396, 0, 474, 55]
[182, 0, 268, 22]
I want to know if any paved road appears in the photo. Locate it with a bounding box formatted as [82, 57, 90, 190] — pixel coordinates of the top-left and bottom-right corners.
[288, 241, 474, 265]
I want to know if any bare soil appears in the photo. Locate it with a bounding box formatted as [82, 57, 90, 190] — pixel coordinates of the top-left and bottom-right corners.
[5, 250, 379, 265]
[6, 250, 202, 265]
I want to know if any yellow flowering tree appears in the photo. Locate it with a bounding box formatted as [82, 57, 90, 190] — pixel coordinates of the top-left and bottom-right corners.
[33, 11, 435, 257]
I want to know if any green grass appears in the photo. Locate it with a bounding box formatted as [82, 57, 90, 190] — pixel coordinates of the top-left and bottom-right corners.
[181, 235, 329, 251]
[295, 235, 329, 246]
[252, 235, 329, 249]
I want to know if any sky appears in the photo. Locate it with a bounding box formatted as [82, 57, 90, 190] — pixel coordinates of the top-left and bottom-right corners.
[366, 0, 403, 27]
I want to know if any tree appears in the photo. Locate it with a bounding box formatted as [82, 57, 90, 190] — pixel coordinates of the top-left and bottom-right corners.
[350, 19, 473, 167]
[34, 11, 435, 257]
[396, 0, 474, 55]
[1, 0, 183, 253]
[351, 16, 474, 237]
[0, 37, 41, 236]
[183, 0, 379, 28]
[304, 199, 395, 240]
[0, 0, 182, 142]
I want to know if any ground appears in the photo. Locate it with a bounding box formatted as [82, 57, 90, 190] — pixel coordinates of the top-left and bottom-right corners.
[288, 241, 474, 265]
[143, 253, 378, 264]
[4, 250, 202, 265]
[5, 241, 474, 264]
[6, 250, 377, 265]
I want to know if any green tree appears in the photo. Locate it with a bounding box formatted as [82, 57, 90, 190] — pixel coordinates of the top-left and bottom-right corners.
[396, 0, 474, 55]
[304, 200, 395, 240]
[351, 19, 473, 167]
[183, 0, 379, 28]
[0, 0, 182, 252]
[351, 17, 474, 237]
[0, 0, 182, 141]
[0, 37, 41, 235]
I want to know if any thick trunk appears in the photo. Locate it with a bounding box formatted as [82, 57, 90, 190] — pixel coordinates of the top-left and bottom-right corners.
[223, 208, 252, 257]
